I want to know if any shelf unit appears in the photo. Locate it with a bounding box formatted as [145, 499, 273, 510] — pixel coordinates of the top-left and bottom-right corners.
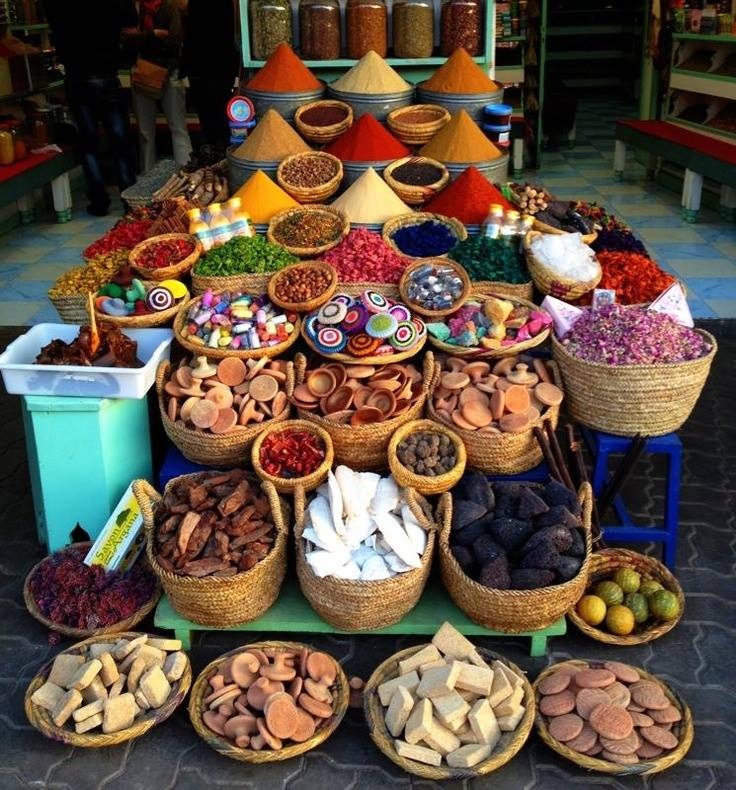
[0, 18, 62, 104]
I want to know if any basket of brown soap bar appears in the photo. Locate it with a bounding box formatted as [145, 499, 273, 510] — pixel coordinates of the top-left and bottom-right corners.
[25, 632, 191, 747]
[189, 641, 349, 762]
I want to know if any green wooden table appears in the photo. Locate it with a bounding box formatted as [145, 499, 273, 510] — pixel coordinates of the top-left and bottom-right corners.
[154, 577, 566, 656]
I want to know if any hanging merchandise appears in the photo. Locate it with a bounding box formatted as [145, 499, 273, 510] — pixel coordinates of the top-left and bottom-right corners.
[245, 43, 322, 92]
[419, 110, 502, 162]
[424, 166, 512, 224]
[330, 167, 411, 225]
[330, 51, 412, 94]
[249, 0, 293, 60]
[233, 170, 300, 224]
[231, 109, 312, 162]
[300, 0, 342, 60]
[422, 48, 500, 94]
[325, 114, 410, 162]
[347, 0, 388, 58]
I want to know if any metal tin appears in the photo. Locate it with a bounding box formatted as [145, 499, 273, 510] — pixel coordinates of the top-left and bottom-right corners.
[415, 85, 504, 121]
[328, 86, 415, 122]
[444, 153, 509, 184]
[226, 147, 280, 191]
[241, 85, 326, 121]
[341, 159, 396, 187]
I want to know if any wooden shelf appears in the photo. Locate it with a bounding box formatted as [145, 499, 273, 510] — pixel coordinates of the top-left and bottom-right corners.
[666, 114, 736, 143]
[0, 79, 64, 103]
[673, 32, 736, 44]
[670, 70, 736, 102]
[244, 54, 486, 68]
[9, 23, 49, 31]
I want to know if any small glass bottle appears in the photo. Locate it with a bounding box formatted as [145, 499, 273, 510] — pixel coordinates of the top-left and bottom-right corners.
[481, 203, 505, 238]
[6, 120, 27, 159]
[346, 0, 388, 59]
[188, 208, 214, 251]
[500, 209, 520, 245]
[299, 0, 341, 60]
[393, 0, 434, 58]
[440, 0, 482, 57]
[249, 0, 293, 60]
[0, 125, 14, 165]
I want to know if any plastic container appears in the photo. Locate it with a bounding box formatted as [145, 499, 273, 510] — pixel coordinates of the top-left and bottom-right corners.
[300, 0, 341, 60]
[440, 0, 482, 56]
[0, 325, 173, 399]
[483, 102, 513, 126]
[241, 85, 325, 121]
[249, 0, 293, 60]
[328, 85, 414, 122]
[416, 86, 504, 121]
[482, 122, 511, 147]
[393, 0, 434, 58]
[346, 0, 388, 58]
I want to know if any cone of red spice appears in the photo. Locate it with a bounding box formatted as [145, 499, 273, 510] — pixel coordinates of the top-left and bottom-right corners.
[325, 114, 410, 162]
[424, 166, 512, 224]
[245, 43, 322, 93]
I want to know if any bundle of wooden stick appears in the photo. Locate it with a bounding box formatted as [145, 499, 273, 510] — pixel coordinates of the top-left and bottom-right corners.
[152, 160, 229, 208]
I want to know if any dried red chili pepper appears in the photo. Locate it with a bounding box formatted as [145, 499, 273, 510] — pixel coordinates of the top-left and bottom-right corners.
[260, 430, 326, 478]
[577, 251, 676, 306]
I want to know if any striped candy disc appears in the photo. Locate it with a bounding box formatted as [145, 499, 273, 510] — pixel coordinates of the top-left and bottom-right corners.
[347, 334, 381, 357]
[316, 326, 347, 352]
[341, 304, 369, 334]
[389, 304, 411, 322]
[317, 301, 348, 325]
[146, 286, 174, 312]
[366, 312, 398, 339]
[390, 321, 419, 349]
[361, 290, 390, 314]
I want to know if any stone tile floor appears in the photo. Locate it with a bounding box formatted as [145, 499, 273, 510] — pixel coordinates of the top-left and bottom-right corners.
[0, 326, 734, 788]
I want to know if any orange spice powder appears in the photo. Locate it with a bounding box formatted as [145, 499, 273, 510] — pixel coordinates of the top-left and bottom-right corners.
[419, 110, 501, 162]
[423, 48, 499, 94]
[245, 43, 322, 92]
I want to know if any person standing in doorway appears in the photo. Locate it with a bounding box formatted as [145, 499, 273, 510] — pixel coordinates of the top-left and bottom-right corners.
[123, 0, 192, 172]
[42, 0, 137, 216]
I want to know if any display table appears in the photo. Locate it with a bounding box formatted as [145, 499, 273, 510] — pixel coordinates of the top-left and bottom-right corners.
[154, 577, 566, 656]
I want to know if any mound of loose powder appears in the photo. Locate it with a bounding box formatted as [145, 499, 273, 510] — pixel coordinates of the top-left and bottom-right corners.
[331, 167, 411, 224]
[419, 110, 501, 162]
[233, 109, 311, 162]
[423, 48, 499, 94]
[331, 51, 411, 94]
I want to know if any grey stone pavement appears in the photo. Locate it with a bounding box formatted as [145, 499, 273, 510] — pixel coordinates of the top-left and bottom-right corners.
[0, 326, 734, 789]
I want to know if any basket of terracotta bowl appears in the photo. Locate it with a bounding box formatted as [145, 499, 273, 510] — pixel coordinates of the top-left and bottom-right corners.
[189, 641, 349, 762]
[294, 471, 438, 630]
[134, 471, 290, 627]
[427, 355, 564, 475]
[251, 419, 334, 494]
[384, 157, 450, 207]
[388, 419, 467, 496]
[426, 293, 552, 360]
[23, 543, 161, 640]
[276, 152, 343, 204]
[568, 548, 685, 646]
[268, 205, 349, 258]
[25, 632, 191, 747]
[523, 230, 602, 302]
[292, 352, 434, 471]
[383, 212, 467, 260]
[534, 659, 693, 775]
[156, 357, 294, 467]
[386, 104, 451, 146]
[267, 260, 338, 314]
[399, 258, 471, 319]
[173, 292, 301, 360]
[129, 233, 202, 281]
[295, 100, 354, 146]
[363, 632, 535, 779]
[94, 280, 189, 328]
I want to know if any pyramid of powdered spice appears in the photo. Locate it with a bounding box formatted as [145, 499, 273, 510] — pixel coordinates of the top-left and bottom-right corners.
[424, 166, 512, 224]
[233, 170, 299, 224]
[419, 110, 501, 162]
[331, 50, 411, 94]
[331, 167, 411, 224]
[325, 114, 410, 162]
[245, 43, 322, 92]
[232, 109, 311, 161]
[422, 47, 500, 94]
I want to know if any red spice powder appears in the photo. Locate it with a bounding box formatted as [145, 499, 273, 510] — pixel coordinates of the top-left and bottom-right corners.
[424, 166, 512, 224]
[245, 43, 322, 92]
[325, 114, 410, 162]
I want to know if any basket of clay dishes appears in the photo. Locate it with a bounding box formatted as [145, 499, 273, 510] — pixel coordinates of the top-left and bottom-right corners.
[295, 100, 353, 146]
[383, 212, 467, 259]
[134, 470, 290, 627]
[189, 641, 348, 762]
[94, 281, 189, 328]
[387, 104, 451, 146]
[534, 659, 693, 775]
[295, 471, 438, 630]
[25, 632, 191, 747]
[427, 356, 564, 476]
[293, 352, 434, 471]
[268, 205, 349, 258]
[129, 233, 203, 281]
[363, 632, 535, 779]
[439, 478, 594, 632]
[23, 542, 161, 640]
[267, 260, 338, 313]
[523, 230, 601, 302]
[156, 357, 294, 467]
[384, 156, 450, 207]
[277, 152, 343, 204]
[568, 548, 685, 646]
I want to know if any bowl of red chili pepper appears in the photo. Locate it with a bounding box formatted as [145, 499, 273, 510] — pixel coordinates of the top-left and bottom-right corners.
[130, 233, 202, 282]
[251, 419, 334, 494]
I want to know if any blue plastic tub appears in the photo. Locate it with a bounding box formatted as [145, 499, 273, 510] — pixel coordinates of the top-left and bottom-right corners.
[483, 103, 513, 126]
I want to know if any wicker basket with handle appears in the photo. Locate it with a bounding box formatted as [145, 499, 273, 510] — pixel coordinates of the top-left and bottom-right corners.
[129, 233, 202, 281]
[523, 230, 601, 301]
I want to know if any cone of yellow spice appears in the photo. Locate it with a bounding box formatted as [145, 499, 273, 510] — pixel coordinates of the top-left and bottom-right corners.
[234, 170, 300, 224]
[419, 110, 502, 163]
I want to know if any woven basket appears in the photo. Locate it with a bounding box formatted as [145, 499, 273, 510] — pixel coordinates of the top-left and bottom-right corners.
[383, 212, 467, 259]
[156, 360, 294, 467]
[295, 485, 437, 630]
[386, 104, 451, 146]
[295, 100, 353, 145]
[551, 330, 717, 437]
[23, 542, 161, 640]
[471, 280, 534, 301]
[267, 260, 338, 313]
[129, 233, 202, 281]
[383, 156, 450, 206]
[134, 476, 289, 627]
[301, 321, 426, 366]
[567, 548, 685, 645]
[338, 282, 401, 300]
[188, 640, 349, 762]
[94, 282, 189, 328]
[534, 659, 694, 776]
[523, 230, 601, 301]
[49, 293, 89, 324]
[364, 645, 534, 779]
[399, 258, 471, 318]
[251, 419, 334, 494]
[532, 217, 597, 245]
[293, 352, 434, 470]
[268, 205, 349, 257]
[24, 631, 191, 747]
[388, 419, 467, 496]
[427, 293, 551, 359]
[439, 483, 593, 632]
[191, 271, 273, 297]
[276, 152, 343, 204]
[427, 360, 563, 475]
[173, 295, 301, 360]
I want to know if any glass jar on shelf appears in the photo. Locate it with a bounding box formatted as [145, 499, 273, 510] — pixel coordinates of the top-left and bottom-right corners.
[29, 108, 54, 148]
[0, 125, 15, 165]
[393, 0, 434, 58]
[299, 0, 341, 60]
[249, 0, 293, 61]
[6, 119, 27, 160]
[440, 0, 482, 57]
[346, 0, 388, 59]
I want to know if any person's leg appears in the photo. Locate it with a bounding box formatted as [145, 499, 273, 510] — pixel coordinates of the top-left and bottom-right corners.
[97, 77, 136, 195]
[161, 73, 192, 167]
[132, 87, 158, 173]
[189, 74, 232, 148]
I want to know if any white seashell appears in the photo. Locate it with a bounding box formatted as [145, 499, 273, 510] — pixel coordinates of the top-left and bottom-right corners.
[356, 471, 381, 509]
[335, 466, 358, 518]
[401, 505, 428, 555]
[333, 560, 362, 580]
[384, 552, 414, 573]
[344, 512, 375, 548]
[350, 545, 376, 568]
[306, 549, 349, 578]
[374, 534, 392, 555]
[374, 511, 422, 568]
[371, 476, 400, 514]
[360, 554, 392, 580]
[316, 483, 329, 499]
[308, 496, 347, 555]
[326, 471, 346, 535]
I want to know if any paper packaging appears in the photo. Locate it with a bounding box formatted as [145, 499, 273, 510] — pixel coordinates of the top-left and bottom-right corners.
[647, 282, 694, 328]
[84, 484, 145, 571]
[540, 296, 583, 339]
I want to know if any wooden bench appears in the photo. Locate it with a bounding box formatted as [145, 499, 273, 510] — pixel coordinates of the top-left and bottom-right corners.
[614, 119, 736, 222]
